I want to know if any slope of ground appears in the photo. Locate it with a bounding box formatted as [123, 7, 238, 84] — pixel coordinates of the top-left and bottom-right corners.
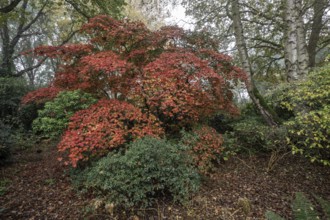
[1, 143, 329, 219]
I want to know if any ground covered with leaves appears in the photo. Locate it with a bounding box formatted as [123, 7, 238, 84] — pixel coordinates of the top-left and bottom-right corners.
[1, 143, 329, 220]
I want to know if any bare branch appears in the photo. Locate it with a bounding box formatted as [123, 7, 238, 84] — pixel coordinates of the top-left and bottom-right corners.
[250, 37, 283, 50]
[0, 0, 21, 13]
[65, 0, 91, 20]
[13, 29, 79, 77]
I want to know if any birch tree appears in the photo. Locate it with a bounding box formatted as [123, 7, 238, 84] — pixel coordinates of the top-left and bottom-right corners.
[284, 0, 309, 81]
[231, 0, 279, 126]
[182, 0, 330, 80]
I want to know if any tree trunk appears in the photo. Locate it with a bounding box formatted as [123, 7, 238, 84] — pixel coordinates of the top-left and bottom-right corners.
[284, 0, 299, 82]
[296, 0, 309, 76]
[284, 0, 309, 81]
[0, 0, 22, 13]
[231, 0, 278, 127]
[307, 0, 327, 67]
[0, 19, 15, 77]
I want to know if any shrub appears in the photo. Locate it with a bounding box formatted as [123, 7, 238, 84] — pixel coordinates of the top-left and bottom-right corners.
[181, 126, 227, 173]
[18, 103, 39, 130]
[32, 90, 97, 139]
[21, 87, 62, 106]
[280, 64, 330, 165]
[130, 51, 241, 134]
[76, 137, 200, 208]
[0, 122, 12, 164]
[208, 113, 234, 134]
[286, 106, 330, 165]
[58, 99, 164, 167]
[221, 103, 288, 155]
[30, 16, 244, 136]
[266, 192, 330, 220]
[0, 77, 30, 121]
[228, 117, 270, 152]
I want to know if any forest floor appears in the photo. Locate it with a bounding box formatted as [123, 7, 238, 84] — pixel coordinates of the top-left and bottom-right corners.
[1, 141, 330, 220]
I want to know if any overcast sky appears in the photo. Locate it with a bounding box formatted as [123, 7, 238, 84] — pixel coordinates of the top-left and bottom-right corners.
[165, 5, 195, 30]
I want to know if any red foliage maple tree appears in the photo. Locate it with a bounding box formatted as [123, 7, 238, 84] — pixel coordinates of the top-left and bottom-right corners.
[129, 50, 242, 133]
[182, 126, 224, 173]
[58, 99, 163, 167]
[22, 15, 245, 166]
[21, 87, 62, 105]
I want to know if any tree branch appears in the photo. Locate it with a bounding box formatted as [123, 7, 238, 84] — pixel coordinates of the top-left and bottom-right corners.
[65, 0, 91, 20]
[13, 29, 79, 77]
[10, 0, 48, 50]
[0, 0, 21, 13]
[250, 37, 283, 49]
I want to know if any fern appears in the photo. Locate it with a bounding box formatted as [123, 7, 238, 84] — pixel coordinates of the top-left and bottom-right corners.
[265, 192, 330, 220]
[265, 210, 285, 220]
[292, 192, 319, 220]
[315, 196, 330, 219]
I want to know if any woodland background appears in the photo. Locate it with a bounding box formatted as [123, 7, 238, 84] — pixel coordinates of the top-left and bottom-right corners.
[0, 0, 329, 219]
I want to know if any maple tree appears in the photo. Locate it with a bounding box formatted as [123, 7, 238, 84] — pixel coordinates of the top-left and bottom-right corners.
[21, 87, 62, 106]
[58, 99, 163, 167]
[182, 126, 224, 173]
[130, 50, 244, 133]
[22, 15, 245, 166]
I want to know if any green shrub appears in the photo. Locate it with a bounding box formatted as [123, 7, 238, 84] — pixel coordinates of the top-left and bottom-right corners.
[208, 113, 234, 134]
[32, 90, 97, 139]
[266, 192, 330, 220]
[286, 106, 330, 165]
[76, 137, 200, 208]
[0, 179, 11, 196]
[223, 112, 288, 154]
[18, 103, 39, 130]
[279, 64, 330, 165]
[0, 77, 30, 123]
[0, 122, 12, 164]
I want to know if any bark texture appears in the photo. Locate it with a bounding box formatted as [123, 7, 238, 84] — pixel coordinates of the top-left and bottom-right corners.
[231, 0, 278, 126]
[307, 0, 327, 67]
[284, 0, 309, 82]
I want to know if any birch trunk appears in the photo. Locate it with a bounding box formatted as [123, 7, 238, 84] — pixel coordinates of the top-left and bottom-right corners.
[284, 0, 309, 82]
[284, 0, 299, 82]
[231, 0, 278, 127]
[296, 0, 309, 76]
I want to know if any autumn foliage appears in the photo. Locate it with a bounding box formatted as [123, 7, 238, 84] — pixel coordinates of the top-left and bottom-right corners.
[182, 126, 224, 173]
[22, 15, 245, 166]
[21, 87, 62, 105]
[58, 99, 163, 167]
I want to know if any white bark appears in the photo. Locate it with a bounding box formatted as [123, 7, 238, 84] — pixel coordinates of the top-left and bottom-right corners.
[296, 0, 309, 76]
[231, 0, 278, 126]
[284, 0, 299, 81]
[284, 0, 309, 82]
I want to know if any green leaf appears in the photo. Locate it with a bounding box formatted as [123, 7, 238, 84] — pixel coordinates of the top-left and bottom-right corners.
[293, 192, 319, 220]
[265, 210, 285, 220]
[315, 196, 330, 219]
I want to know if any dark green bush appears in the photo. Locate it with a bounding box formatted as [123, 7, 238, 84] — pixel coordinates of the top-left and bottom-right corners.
[18, 103, 39, 130]
[208, 113, 234, 134]
[76, 137, 200, 208]
[32, 90, 97, 139]
[266, 192, 330, 220]
[0, 122, 12, 164]
[0, 77, 30, 121]
[223, 108, 288, 154]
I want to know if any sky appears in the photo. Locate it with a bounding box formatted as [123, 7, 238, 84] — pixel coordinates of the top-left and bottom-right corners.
[164, 5, 195, 30]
